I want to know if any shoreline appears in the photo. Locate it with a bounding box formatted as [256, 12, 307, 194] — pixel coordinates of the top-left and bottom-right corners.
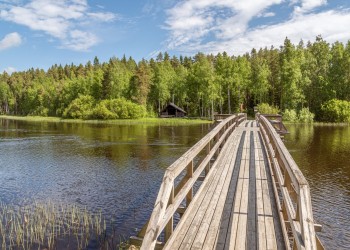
[0, 115, 212, 126]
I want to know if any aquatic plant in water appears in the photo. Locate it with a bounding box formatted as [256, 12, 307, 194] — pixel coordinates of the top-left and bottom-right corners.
[0, 201, 109, 249]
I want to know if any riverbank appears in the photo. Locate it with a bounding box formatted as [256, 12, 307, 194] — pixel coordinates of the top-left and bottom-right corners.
[0, 115, 212, 126]
[284, 121, 350, 126]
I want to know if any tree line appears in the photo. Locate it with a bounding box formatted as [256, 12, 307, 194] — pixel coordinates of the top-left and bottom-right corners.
[1, 35, 350, 121]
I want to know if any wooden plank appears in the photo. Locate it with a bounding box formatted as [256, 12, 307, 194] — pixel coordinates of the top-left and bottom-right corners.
[163, 130, 241, 249]
[141, 174, 175, 250]
[179, 132, 240, 249]
[246, 131, 257, 250]
[258, 131, 287, 250]
[235, 177, 249, 249]
[256, 162, 267, 250]
[215, 131, 246, 249]
[191, 132, 243, 249]
[259, 123, 304, 249]
[255, 131, 267, 250]
[258, 132, 278, 250]
[234, 131, 250, 249]
[163, 156, 224, 249]
[201, 134, 242, 249]
[165, 186, 174, 241]
[227, 132, 249, 249]
[160, 121, 241, 234]
[167, 114, 243, 178]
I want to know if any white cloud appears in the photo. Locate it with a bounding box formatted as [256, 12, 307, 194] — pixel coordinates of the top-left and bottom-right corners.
[0, 32, 22, 50]
[294, 0, 327, 14]
[3, 66, 16, 74]
[62, 30, 98, 51]
[164, 0, 350, 55]
[0, 0, 118, 51]
[165, 0, 282, 49]
[87, 12, 117, 22]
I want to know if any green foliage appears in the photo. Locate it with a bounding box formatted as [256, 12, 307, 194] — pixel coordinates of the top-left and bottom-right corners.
[257, 103, 280, 114]
[3, 36, 350, 122]
[63, 95, 95, 119]
[321, 99, 350, 122]
[283, 109, 298, 122]
[298, 107, 315, 123]
[92, 98, 146, 119]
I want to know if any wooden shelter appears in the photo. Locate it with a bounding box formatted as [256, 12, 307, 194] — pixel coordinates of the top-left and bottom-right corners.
[160, 103, 187, 118]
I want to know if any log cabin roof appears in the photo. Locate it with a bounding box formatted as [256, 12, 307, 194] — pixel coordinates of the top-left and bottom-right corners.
[161, 103, 187, 114]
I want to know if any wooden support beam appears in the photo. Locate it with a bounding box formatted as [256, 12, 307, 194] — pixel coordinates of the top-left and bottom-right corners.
[165, 186, 174, 242]
[186, 161, 193, 205]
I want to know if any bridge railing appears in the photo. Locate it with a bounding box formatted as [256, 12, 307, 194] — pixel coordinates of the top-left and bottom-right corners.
[132, 113, 246, 249]
[213, 114, 232, 121]
[257, 114, 323, 250]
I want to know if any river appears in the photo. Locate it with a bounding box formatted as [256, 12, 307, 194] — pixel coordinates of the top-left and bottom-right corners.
[0, 118, 211, 245]
[284, 124, 350, 249]
[0, 119, 349, 248]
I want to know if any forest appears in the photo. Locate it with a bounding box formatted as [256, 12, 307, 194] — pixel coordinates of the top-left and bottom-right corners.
[1, 35, 350, 122]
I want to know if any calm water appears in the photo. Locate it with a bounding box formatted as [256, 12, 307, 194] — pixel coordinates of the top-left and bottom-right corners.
[1, 119, 349, 249]
[0, 118, 211, 240]
[284, 124, 350, 249]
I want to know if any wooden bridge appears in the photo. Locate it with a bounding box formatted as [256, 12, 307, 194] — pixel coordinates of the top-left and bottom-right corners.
[130, 114, 324, 250]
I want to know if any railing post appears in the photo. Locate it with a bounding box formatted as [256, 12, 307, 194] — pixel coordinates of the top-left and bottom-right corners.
[205, 143, 211, 175]
[165, 185, 174, 241]
[186, 160, 193, 205]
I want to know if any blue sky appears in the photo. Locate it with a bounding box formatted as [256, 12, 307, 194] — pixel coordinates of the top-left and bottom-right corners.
[1, 0, 350, 73]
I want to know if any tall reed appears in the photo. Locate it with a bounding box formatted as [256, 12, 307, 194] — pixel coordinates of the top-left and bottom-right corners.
[0, 201, 106, 249]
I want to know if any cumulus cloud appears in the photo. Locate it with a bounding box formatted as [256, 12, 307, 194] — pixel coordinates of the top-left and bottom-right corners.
[0, 0, 118, 51]
[164, 0, 282, 50]
[294, 0, 327, 14]
[62, 30, 98, 51]
[0, 32, 22, 50]
[164, 0, 350, 55]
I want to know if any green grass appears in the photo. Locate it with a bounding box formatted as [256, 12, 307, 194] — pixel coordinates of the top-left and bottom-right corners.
[0, 115, 212, 126]
[283, 121, 350, 126]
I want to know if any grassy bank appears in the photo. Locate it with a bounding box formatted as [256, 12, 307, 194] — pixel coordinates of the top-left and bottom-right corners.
[0, 115, 212, 126]
[284, 121, 350, 126]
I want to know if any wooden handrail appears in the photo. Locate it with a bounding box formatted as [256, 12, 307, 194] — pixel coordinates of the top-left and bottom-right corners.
[138, 113, 246, 249]
[213, 114, 232, 121]
[257, 114, 323, 250]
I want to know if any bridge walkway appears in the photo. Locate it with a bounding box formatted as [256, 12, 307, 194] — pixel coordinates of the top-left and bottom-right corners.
[134, 114, 323, 250]
[163, 120, 285, 250]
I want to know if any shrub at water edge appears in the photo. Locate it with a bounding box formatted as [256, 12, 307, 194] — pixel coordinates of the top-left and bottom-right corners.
[283, 109, 298, 122]
[92, 98, 147, 119]
[257, 103, 280, 114]
[321, 99, 350, 122]
[298, 107, 314, 123]
[63, 95, 95, 119]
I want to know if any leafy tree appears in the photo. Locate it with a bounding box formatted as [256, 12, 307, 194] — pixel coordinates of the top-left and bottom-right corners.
[63, 95, 95, 119]
[279, 38, 304, 110]
[129, 60, 153, 106]
[304, 36, 331, 118]
[0, 81, 13, 114]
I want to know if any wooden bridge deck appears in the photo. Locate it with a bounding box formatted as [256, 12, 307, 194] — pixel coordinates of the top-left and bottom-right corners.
[163, 121, 285, 250]
[133, 114, 323, 250]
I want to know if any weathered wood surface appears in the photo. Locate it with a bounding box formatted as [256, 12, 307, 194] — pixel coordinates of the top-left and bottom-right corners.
[136, 114, 323, 250]
[137, 114, 246, 250]
[163, 123, 285, 250]
[257, 114, 323, 250]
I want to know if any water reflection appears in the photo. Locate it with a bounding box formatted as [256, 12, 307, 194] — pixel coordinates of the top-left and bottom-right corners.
[285, 124, 350, 249]
[0, 119, 211, 240]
